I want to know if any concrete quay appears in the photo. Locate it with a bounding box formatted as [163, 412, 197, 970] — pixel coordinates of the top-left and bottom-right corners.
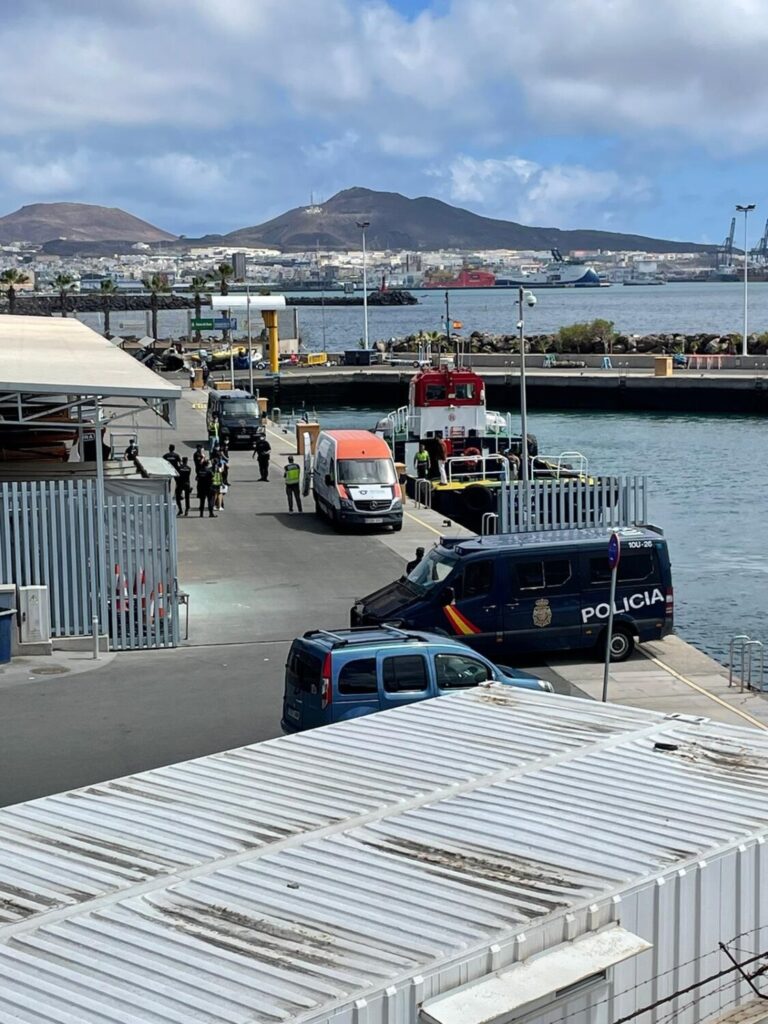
[228, 364, 768, 414]
[0, 384, 766, 808]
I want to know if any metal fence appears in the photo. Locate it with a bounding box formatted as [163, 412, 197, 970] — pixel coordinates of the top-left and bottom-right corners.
[0, 479, 178, 649]
[498, 476, 648, 533]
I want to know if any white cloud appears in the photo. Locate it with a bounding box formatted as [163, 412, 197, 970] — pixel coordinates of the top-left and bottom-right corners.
[302, 132, 361, 166]
[433, 153, 650, 227]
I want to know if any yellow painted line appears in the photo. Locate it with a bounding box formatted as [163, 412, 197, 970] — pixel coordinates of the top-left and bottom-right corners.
[641, 651, 768, 731]
[404, 508, 448, 537]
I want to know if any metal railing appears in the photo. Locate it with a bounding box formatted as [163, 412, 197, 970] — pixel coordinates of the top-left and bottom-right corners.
[446, 455, 510, 483]
[413, 478, 432, 509]
[498, 475, 648, 533]
[729, 635, 765, 692]
[481, 512, 499, 535]
[532, 451, 589, 478]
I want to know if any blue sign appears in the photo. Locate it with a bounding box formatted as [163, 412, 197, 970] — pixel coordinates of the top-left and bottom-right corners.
[213, 317, 237, 330]
[608, 532, 621, 571]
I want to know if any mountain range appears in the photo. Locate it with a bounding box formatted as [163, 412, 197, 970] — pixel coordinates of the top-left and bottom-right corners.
[0, 191, 715, 254]
[0, 203, 176, 244]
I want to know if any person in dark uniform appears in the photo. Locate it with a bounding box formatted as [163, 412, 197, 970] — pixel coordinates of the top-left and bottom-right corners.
[405, 546, 425, 575]
[163, 443, 182, 471]
[192, 444, 205, 477]
[196, 459, 216, 518]
[124, 438, 139, 462]
[252, 435, 271, 481]
[175, 456, 192, 517]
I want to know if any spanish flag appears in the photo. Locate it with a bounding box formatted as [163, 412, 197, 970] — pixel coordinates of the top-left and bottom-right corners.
[443, 603, 481, 636]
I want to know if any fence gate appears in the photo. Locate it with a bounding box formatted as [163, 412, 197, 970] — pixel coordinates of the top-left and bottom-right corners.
[498, 476, 648, 533]
[0, 479, 179, 649]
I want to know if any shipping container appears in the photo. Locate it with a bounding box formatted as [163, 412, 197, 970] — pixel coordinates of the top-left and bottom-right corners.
[0, 689, 767, 1023]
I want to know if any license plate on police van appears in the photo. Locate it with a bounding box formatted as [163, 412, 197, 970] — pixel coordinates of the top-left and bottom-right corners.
[286, 707, 300, 720]
[368, 517, 384, 523]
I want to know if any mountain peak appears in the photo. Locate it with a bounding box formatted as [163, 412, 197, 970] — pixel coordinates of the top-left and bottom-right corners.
[220, 187, 713, 254]
[0, 202, 176, 244]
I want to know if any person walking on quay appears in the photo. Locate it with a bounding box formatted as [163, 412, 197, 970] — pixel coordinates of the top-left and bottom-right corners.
[211, 457, 224, 511]
[252, 435, 271, 481]
[175, 456, 192, 517]
[284, 455, 302, 513]
[188, 365, 196, 389]
[192, 443, 205, 477]
[219, 441, 230, 487]
[163, 443, 182, 471]
[201, 361, 210, 387]
[414, 442, 430, 479]
[197, 459, 216, 518]
[208, 413, 219, 455]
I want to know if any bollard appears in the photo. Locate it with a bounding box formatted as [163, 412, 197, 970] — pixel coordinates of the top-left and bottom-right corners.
[92, 616, 100, 660]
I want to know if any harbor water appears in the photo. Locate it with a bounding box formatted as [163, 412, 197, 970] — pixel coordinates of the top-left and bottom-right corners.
[78, 281, 768, 346]
[305, 404, 768, 668]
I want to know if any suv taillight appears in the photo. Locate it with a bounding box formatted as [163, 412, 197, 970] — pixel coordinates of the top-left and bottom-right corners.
[321, 653, 332, 709]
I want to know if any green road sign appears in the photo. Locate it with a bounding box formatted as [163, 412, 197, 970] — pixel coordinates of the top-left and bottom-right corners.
[192, 318, 214, 329]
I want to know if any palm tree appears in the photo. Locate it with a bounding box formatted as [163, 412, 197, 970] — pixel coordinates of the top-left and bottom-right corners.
[208, 262, 233, 296]
[142, 274, 171, 346]
[0, 268, 30, 314]
[52, 273, 76, 317]
[190, 275, 208, 343]
[207, 262, 234, 341]
[99, 278, 118, 338]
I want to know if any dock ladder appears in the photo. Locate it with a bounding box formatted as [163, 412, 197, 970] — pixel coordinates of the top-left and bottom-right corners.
[729, 635, 765, 692]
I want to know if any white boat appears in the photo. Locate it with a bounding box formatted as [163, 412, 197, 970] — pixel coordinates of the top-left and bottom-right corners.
[495, 249, 600, 288]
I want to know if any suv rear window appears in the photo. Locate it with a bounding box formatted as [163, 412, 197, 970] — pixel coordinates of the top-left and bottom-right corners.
[286, 647, 322, 693]
[338, 658, 378, 695]
[383, 655, 428, 693]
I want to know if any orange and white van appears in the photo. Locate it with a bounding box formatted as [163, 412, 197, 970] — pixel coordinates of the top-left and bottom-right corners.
[313, 430, 403, 531]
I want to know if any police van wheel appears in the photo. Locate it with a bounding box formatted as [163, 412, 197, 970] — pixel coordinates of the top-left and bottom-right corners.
[607, 626, 634, 662]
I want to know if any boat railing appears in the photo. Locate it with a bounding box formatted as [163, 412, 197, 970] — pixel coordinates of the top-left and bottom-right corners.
[531, 450, 589, 478]
[446, 455, 510, 483]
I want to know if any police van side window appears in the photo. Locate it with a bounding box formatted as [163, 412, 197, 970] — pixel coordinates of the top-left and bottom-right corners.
[383, 655, 428, 692]
[589, 552, 656, 586]
[518, 559, 571, 590]
[457, 560, 494, 599]
[338, 658, 378, 695]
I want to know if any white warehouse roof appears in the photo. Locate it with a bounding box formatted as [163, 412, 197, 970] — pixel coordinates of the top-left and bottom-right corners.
[0, 689, 767, 1023]
[0, 316, 181, 400]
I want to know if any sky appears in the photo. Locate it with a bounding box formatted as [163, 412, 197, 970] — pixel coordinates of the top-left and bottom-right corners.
[2, 0, 767, 243]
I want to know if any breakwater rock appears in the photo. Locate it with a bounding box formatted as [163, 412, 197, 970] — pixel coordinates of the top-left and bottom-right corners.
[287, 289, 417, 307]
[10, 295, 196, 316]
[393, 330, 766, 355]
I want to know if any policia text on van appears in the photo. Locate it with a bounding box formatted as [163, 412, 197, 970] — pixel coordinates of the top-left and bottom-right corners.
[351, 527, 673, 661]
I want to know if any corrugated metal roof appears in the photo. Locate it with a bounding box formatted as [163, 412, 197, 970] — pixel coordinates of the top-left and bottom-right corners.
[1, 689, 767, 1023]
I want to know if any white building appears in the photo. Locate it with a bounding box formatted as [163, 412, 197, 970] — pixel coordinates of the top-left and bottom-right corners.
[0, 688, 767, 1023]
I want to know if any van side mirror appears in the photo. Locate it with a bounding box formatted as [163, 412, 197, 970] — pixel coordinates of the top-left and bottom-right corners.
[441, 586, 455, 606]
[325, 473, 333, 487]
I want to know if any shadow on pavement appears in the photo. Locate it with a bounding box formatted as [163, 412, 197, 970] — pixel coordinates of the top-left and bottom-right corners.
[254, 511, 335, 534]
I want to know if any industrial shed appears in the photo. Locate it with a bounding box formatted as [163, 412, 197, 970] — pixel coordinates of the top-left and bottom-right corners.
[0, 688, 766, 1023]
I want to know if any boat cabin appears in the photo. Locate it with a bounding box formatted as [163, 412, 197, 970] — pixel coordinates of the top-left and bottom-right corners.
[407, 368, 489, 439]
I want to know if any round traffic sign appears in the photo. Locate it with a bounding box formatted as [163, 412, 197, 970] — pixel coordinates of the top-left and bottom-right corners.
[608, 531, 621, 570]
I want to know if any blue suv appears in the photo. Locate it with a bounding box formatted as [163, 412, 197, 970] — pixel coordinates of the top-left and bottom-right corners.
[281, 626, 552, 733]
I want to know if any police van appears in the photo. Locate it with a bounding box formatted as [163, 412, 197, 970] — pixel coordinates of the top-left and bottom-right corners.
[206, 389, 262, 448]
[351, 526, 673, 661]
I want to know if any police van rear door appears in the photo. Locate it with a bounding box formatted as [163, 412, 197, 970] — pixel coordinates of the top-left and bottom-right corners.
[582, 543, 666, 641]
[502, 552, 582, 652]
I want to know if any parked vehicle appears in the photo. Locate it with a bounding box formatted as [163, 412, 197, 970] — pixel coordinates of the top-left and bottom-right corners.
[281, 626, 551, 733]
[206, 389, 262, 448]
[351, 526, 673, 662]
[313, 429, 403, 531]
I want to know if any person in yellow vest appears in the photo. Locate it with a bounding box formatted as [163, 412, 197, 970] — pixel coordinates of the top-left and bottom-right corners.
[284, 455, 303, 513]
[414, 443, 430, 479]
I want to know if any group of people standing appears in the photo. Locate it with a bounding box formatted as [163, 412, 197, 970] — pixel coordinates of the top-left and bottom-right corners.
[164, 439, 229, 518]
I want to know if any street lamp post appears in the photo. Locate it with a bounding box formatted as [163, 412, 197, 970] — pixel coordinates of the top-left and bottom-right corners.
[356, 220, 370, 350]
[517, 286, 536, 487]
[736, 203, 756, 358]
[246, 283, 254, 397]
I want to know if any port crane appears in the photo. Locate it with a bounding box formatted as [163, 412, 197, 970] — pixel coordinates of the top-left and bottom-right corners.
[716, 217, 736, 269]
[751, 218, 768, 262]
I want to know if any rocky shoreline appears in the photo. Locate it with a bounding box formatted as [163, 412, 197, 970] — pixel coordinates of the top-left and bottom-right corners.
[394, 329, 768, 355]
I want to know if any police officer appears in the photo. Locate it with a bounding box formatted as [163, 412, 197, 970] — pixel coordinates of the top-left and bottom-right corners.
[414, 443, 430, 479]
[284, 456, 302, 512]
[175, 456, 192, 517]
[252, 435, 271, 481]
[124, 437, 139, 462]
[405, 546, 425, 575]
[163, 443, 182, 471]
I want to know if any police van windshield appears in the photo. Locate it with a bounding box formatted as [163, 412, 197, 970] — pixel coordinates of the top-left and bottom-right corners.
[221, 400, 258, 417]
[338, 459, 396, 485]
[407, 548, 457, 590]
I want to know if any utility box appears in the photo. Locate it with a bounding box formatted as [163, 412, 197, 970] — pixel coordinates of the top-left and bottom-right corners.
[295, 422, 321, 456]
[18, 586, 51, 644]
[654, 355, 673, 377]
[0, 584, 16, 612]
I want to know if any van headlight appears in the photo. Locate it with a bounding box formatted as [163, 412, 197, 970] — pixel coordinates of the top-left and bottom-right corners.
[339, 499, 354, 510]
[391, 498, 402, 509]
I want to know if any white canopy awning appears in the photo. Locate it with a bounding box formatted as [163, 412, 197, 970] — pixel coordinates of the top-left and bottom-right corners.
[209, 295, 286, 311]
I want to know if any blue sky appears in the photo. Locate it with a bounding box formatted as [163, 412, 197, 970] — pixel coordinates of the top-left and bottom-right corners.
[1, 0, 767, 243]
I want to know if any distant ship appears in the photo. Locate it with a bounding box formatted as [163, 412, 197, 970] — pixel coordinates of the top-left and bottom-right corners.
[423, 269, 496, 289]
[495, 249, 600, 288]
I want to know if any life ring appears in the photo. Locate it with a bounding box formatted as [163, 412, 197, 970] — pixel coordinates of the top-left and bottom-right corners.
[462, 484, 494, 513]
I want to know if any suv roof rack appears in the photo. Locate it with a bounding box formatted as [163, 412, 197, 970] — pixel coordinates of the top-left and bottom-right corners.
[302, 625, 418, 648]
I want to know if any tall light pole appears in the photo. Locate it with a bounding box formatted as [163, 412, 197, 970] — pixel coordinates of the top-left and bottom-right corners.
[356, 220, 370, 350]
[517, 286, 536, 486]
[736, 203, 755, 358]
[246, 283, 253, 397]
